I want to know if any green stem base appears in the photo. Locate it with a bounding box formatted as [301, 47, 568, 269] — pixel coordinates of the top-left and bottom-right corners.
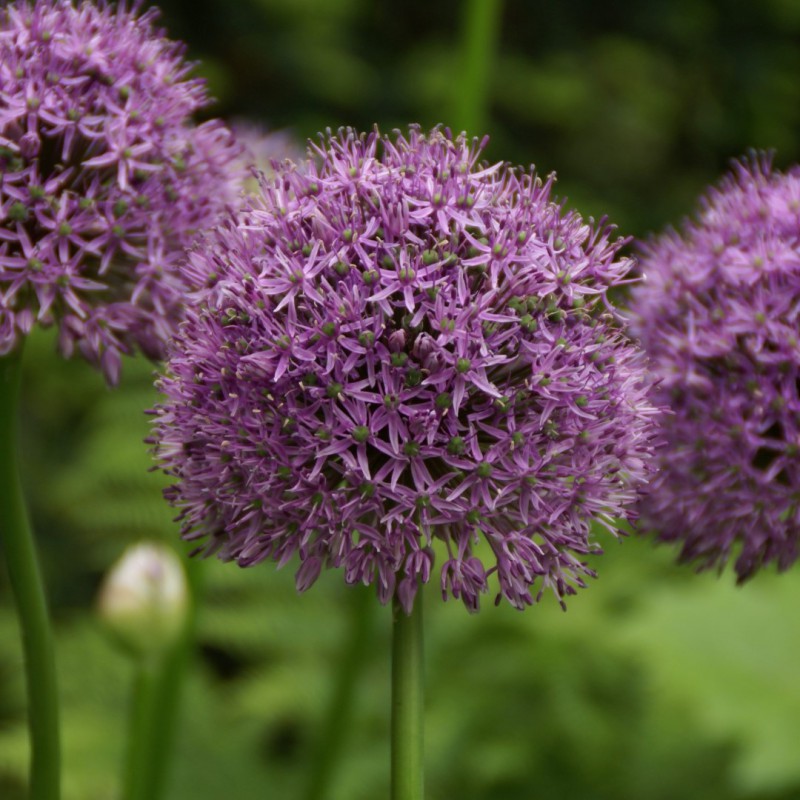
[122, 557, 203, 800]
[304, 584, 373, 800]
[391, 592, 424, 800]
[0, 351, 61, 800]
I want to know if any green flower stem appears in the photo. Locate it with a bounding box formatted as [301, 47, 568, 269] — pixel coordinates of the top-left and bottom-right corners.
[304, 584, 374, 800]
[391, 591, 424, 800]
[123, 659, 159, 800]
[0, 350, 61, 800]
[122, 557, 203, 800]
[453, 0, 503, 134]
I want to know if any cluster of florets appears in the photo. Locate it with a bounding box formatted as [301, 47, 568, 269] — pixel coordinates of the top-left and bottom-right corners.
[0, 0, 242, 383]
[233, 120, 304, 183]
[632, 157, 800, 580]
[152, 126, 660, 613]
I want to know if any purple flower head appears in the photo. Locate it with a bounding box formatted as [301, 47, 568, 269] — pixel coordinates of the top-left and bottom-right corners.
[232, 120, 305, 187]
[631, 155, 800, 580]
[152, 126, 660, 613]
[0, 0, 242, 384]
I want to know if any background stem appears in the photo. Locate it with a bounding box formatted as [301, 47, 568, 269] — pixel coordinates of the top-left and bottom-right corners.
[390, 592, 424, 800]
[0, 351, 61, 800]
[452, 0, 503, 134]
[122, 557, 203, 800]
[123, 659, 158, 800]
[304, 583, 374, 800]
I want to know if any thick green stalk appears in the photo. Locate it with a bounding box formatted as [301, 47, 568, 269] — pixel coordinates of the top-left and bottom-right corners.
[304, 584, 374, 800]
[453, 0, 503, 134]
[390, 592, 424, 800]
[0, 351, 61, 800]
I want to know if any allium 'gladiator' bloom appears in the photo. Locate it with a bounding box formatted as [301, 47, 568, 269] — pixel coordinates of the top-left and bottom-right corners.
[0, 0, 242, 383]
[632, 156, 800, 580]
[233, 120, 305, 184]
[152, 126, 660, 612]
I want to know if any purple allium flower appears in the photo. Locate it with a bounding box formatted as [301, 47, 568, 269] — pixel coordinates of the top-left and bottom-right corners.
[152, 126, 660, 613]
[0, 0, 242, 384]
[232, 120, 305, 186]
[631, 156, 800, 580]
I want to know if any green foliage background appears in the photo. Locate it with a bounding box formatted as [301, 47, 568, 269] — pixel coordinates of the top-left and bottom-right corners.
[3, 0, 800, 798]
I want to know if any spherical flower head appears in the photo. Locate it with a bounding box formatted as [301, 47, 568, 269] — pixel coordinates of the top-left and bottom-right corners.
[152, 126, 660, 613]
[631, 156, 800, 580]
[0, 0, 243, 384]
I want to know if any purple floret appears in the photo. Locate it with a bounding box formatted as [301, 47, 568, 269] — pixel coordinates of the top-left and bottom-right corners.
[0, 0, 242, 383]
[152, 126, 660, 612]
[632, 156, 800, 580]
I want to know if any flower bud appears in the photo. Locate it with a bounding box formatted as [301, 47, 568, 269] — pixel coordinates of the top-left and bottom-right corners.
[18, 132, 40, 158]
[97, 542, 189, 659]
[411, 332, 435, 362]
[388, 329, 406, 353]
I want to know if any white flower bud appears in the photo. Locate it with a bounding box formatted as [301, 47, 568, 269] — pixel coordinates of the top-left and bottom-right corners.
[97, 542, 189, 659]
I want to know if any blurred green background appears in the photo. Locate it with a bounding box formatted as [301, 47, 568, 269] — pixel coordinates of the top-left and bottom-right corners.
[3, 0, 800, 798]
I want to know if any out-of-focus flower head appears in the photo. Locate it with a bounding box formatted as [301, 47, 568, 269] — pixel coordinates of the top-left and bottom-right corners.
[632, 155, 800, 580]
[232, 120, 305, 189]
[0, 0, 242, 383]
[97, 541, 189, 659]
[152, 125, 660, 613]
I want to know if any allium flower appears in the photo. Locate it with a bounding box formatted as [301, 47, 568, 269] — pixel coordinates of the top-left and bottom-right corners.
[631, 156, 800, 580]
[233, 120, 305, 185]
[0, 0, 242, 383]
[152, 126, 660, 612]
